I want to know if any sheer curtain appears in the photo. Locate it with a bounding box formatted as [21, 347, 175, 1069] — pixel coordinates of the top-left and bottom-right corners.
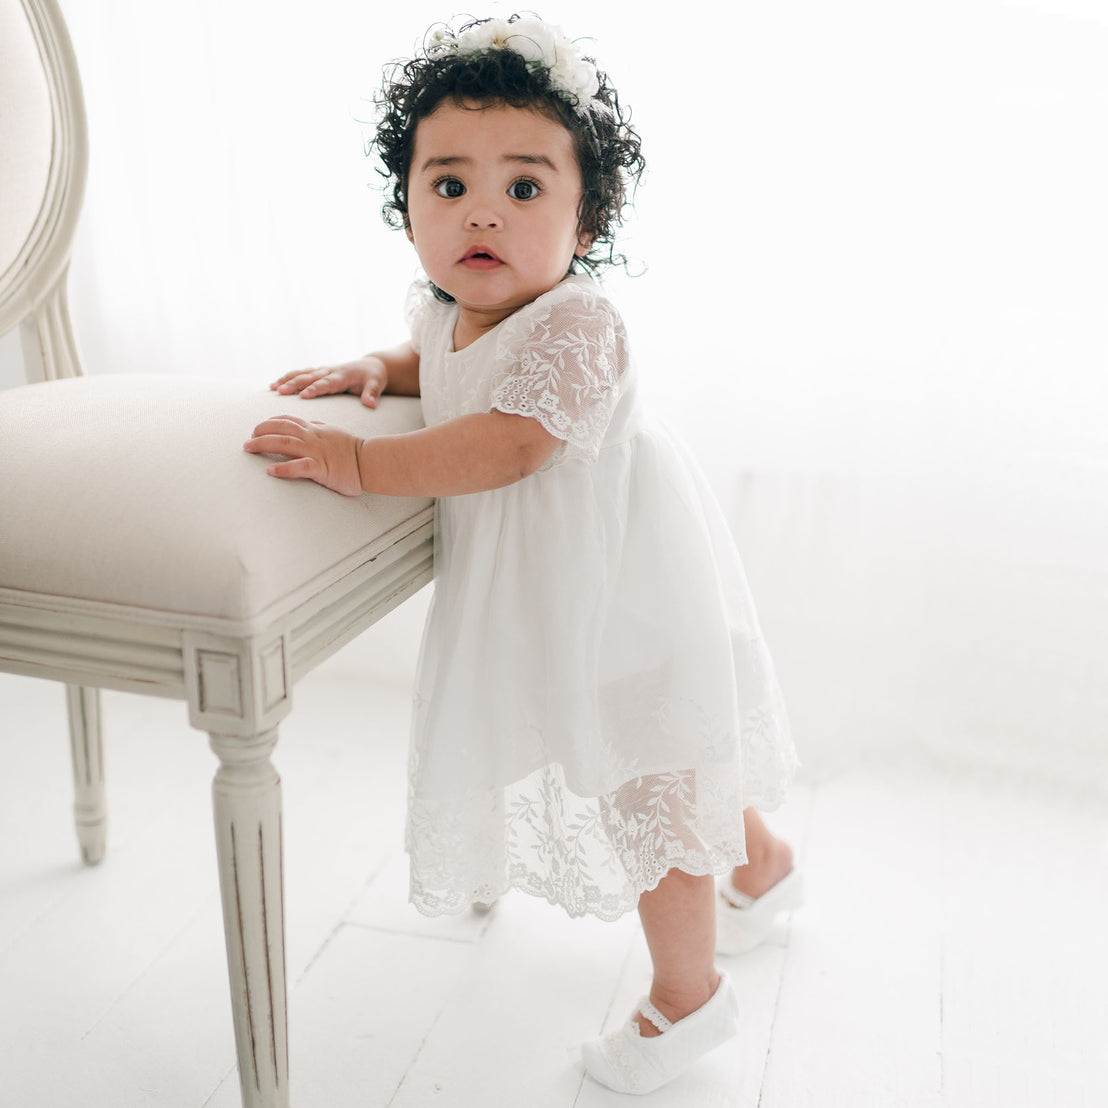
[14, 0, 1105, 789]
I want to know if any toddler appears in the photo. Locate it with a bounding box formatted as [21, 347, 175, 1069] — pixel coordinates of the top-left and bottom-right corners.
[245, 15, 801, 1094]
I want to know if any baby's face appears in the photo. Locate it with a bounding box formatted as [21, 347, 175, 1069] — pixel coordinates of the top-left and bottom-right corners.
[406, 99, 590, 329]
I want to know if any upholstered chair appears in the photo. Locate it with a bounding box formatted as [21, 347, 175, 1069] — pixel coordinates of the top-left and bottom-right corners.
[0, 2, 432, 1105]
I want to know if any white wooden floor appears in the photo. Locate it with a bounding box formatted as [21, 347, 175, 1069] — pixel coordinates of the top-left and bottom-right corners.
[2, 590, 1106, 1108]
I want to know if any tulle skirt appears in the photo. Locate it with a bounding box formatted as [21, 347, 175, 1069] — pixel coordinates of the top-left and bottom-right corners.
[405, 420, 797, 920]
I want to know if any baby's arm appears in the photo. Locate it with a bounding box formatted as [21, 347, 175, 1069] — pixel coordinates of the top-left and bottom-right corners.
[270, 341, 420, 407]
[244, 410, 559, 497]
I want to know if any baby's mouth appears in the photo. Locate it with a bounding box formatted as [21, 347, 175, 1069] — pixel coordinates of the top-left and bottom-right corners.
[461, 246, 503, 269]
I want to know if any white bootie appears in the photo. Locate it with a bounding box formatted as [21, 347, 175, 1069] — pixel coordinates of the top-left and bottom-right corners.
[582, 974, 739, 1094]
[716, 869, 804, 955]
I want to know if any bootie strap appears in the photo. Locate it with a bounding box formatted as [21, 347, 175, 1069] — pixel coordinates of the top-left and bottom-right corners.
[638, 1000, 673, 1034]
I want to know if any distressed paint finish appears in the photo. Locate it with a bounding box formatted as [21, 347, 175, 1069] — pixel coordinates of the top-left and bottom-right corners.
[185, 632, 294, 1107]
[211, 729, 289, 1108]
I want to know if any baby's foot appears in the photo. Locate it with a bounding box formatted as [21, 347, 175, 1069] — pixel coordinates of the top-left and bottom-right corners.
[730, 835, 794, 900]
[583, 975, 739, 1094]
[718, 839, 803, 955]
[633, 974, 721, 1038]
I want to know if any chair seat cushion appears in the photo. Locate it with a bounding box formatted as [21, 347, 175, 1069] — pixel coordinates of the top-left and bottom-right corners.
[0, 374, 432, 625]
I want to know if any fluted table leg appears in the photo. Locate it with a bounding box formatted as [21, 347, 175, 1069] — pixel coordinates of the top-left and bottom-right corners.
[66, 684, 106, 864]
[210, 729, 289, 1108]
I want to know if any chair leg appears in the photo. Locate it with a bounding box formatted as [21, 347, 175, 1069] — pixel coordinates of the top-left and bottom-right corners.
[65, 684, 107, 864]
[209, 728, 289, 1108]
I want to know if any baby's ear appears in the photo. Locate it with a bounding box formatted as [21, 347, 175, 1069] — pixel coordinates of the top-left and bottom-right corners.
[575, 230, 595, 257]
[404, 216, 414, 244]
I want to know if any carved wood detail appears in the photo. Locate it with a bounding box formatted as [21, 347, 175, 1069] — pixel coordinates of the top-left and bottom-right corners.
[197, 650, 244, 717]
[184, 632, 291, 737]
[260, 640, 287, 713]
[210, 729, 289, 1108]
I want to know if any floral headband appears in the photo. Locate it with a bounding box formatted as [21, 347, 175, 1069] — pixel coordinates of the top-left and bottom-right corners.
[429, 17, 608, 117]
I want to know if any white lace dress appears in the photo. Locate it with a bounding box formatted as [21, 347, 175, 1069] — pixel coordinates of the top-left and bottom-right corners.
[406, 274, 797, 920]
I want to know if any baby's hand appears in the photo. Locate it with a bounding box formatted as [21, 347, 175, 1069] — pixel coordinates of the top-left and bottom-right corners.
[244, 415, 364, 497]
[270, 357, 387, 407]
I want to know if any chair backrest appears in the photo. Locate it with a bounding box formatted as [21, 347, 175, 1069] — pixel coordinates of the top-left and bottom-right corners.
[0, 0, 87, 379]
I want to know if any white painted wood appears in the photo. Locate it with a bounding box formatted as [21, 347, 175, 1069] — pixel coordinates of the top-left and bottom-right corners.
[345, 853, 494, 945]
[286, 537, 433, 680]
[758, 768, 945, 1108]
[938, 778, 1108, 1108]
[65, 683, 106, 863]
[19, 273, 81, 381]
[185, 632, 293, 737]
[0, 598, 188, 693]
[209, 728, 289, 1108]
[73, 896, 239, 1108]
[0, 0, 87, 342]
[389, 889, 642, 1108]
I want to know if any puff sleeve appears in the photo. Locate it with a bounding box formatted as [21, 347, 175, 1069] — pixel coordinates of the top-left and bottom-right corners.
[404, 280, 439, 355]
[489, 279, 626, 466]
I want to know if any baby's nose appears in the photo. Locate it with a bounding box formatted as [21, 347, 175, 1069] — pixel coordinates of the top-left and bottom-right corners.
[465, 204, 502, 229]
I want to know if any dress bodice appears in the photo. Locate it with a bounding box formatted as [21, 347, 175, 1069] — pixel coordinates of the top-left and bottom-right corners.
[411, 275, 644, 470]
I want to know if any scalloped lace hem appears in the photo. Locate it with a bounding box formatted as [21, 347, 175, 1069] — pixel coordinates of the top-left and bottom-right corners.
[408, 849, 756, 922]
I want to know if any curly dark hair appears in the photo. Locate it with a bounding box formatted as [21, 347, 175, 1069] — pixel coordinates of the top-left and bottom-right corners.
[371, 15, 645, 299]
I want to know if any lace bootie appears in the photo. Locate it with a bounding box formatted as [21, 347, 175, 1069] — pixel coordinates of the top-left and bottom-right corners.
[716, 869, 804, 955]
[582, 974, 739, 1094]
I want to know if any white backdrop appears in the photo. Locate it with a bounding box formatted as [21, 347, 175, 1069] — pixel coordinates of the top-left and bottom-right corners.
[9, 0, 1105, 789]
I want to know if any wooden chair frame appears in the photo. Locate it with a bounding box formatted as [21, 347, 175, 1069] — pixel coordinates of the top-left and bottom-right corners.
[0, 3, 433, 1104]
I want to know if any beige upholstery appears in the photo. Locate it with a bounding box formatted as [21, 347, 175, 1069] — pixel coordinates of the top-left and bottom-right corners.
[1, 375, 430, 624]
[0, 3, 432, 1106]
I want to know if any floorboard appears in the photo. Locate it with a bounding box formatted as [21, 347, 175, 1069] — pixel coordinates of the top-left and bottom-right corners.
[760, 768, 945, 1108]
[2, 594, 1106, 1108]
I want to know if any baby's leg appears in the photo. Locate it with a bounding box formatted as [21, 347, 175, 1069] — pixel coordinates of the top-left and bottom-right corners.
[635, 869, 721, 1038]
[730, 807, 794, 898]
[634, 806, 793, 1035]
[582, 869, 739, 1092]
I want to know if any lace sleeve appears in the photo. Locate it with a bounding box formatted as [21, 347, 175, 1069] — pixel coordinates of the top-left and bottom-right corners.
[489, 279, 626, 466]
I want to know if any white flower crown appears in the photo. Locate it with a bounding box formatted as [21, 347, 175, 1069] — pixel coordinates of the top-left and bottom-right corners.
[430, 17, 607, 117]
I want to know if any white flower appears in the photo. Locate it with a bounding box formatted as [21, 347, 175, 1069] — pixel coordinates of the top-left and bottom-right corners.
[456, 17, 513, 54]
[503, 19, 559, 65]
[446, 17, 602, 115]
[550, 57, 599, 102]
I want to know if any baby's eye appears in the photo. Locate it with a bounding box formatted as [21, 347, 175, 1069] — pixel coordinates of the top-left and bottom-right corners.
[508, 179, 540, 201]
[434, 177, 465, 199]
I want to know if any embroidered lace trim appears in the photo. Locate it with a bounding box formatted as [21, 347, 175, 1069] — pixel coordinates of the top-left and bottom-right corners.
[638, 1000, 673, 1034]
[406, 740, 794, 921]
[489, 279, 626, 466]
